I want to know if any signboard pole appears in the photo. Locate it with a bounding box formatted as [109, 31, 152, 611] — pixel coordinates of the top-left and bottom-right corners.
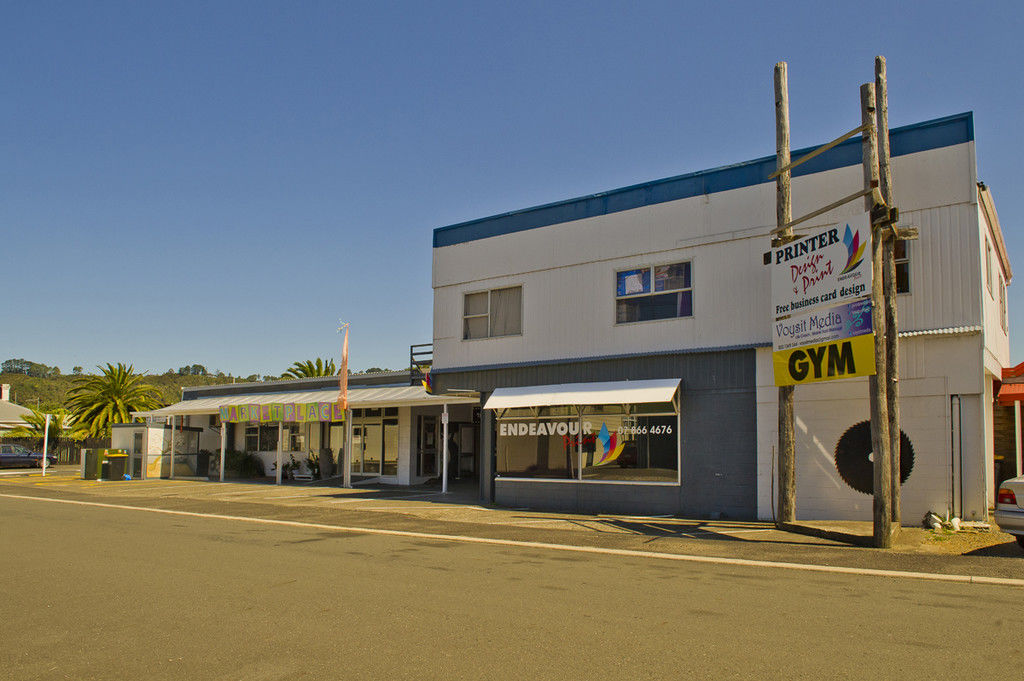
[169, 416, 176, 480]
[861, 82, 893, 548]
[876, 56, 901, 528]
[42, 413, 50, 477]
[774, 62, 796, 525]
[219, 423, 227, 483]
[441, 406, 449, 494]
[343, 409, 353, 489]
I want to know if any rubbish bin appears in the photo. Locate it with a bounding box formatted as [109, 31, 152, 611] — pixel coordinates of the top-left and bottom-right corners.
[105, 452, 128, 480]
[196, 451, 210, 478]
[83, 450, 101, 480]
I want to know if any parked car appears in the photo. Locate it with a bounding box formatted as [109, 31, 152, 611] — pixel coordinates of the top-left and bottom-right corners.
[995, 475, 1024, 551]
[0, 443, 57, 468]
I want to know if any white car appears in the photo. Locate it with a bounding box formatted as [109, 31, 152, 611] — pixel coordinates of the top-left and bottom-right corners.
[995, 475, 1024, 551]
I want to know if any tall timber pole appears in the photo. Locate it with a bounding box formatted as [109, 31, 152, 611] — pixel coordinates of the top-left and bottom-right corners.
[775, 62, 796, 524]
[861, 82, 893, 548]
[876, 55, 901, 528]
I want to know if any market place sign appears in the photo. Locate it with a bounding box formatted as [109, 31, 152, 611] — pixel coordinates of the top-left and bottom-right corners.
[770, 215, 875, 386]
[219, 402, 345, 423]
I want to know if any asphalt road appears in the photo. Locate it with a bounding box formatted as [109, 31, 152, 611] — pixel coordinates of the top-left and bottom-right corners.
[2, 494, 1021, 681]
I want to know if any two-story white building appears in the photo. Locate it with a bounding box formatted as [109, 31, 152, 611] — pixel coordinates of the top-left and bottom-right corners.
[431, 112, 1013, 522]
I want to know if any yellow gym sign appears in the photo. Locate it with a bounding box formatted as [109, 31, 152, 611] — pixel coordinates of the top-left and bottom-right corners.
[772, 333, 875, 386]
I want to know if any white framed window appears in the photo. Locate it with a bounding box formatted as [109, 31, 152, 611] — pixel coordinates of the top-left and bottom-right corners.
[986, 238, 993, 296]
[894, 239, 910, 294]
[244, 425, 279, 452]
[1000, 275, 1007, 333]
[615, 261, 693, 324]
[463, 286, 522, 340]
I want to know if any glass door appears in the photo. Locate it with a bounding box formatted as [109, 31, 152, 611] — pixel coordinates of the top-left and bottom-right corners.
[350, 426, 364, 474]
[418, 416, 438, 476]
[457, 424, 476, 477]
[383, 419, 399, 476]
[362, 423, 382, 475]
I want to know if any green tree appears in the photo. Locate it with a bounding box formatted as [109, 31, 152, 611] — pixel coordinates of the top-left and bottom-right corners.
[283, 358, 337, 378]
[6, 408, 75, 440]
[67, 363, 162, 437]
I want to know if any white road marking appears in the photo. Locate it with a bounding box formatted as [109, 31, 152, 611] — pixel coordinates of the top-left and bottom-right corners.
[1, 492, 1020, 589]
[358, 505, 454, 511]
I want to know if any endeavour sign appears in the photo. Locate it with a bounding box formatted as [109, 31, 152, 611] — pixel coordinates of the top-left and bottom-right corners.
[770, 214, 872, 318]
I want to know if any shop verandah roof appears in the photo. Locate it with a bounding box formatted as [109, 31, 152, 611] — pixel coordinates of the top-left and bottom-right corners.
[133, 385, 478, 419]
[483, 378, 681, 410]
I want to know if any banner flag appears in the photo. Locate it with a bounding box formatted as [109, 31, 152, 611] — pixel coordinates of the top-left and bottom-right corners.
[337, 322, 349, 412]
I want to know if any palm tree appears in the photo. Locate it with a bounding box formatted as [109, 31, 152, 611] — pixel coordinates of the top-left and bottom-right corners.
[6, 407, 75, 440]
[283, 358, 337, 378]
[67, 363, 162, 437]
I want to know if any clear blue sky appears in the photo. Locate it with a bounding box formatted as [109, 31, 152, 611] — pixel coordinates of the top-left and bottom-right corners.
[3, 1, 1022, 377]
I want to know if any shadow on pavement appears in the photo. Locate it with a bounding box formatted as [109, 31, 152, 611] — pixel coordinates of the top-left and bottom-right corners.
[965, 540, 1024, 558]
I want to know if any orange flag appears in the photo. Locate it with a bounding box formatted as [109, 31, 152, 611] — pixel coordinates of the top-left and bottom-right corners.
[337, 323, 349, 411]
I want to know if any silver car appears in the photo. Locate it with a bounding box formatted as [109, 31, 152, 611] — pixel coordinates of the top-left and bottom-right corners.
[995, 475, 1024, 551]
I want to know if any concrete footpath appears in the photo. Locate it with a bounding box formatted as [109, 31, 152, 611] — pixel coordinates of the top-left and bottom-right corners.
[2, 469, 1022, 583]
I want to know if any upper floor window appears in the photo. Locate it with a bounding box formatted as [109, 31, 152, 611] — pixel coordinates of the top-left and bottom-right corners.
[894, 239, 909, 294]
[463, 286, 522, 339]
[986, 238, 993, 296]
[1000, 275, 1007, 333]
[615, 262, 693, 324]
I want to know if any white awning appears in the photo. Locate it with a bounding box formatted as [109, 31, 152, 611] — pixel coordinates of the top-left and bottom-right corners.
[134, 385, 478, 418]
[483, 378, 681, 410]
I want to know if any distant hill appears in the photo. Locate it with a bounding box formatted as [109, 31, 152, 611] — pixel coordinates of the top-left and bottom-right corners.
[1, 372, 247, 412]
[1, 365, 402, 412]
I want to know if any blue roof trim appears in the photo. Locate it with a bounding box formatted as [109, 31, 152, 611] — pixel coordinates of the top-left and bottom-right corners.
[433, 112, 974, 248]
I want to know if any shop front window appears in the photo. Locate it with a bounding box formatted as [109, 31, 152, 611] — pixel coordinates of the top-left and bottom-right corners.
[496, 416, 581, 479]
[351, 413, 400, 477]
[580, 412, 677, 482]
[496, 402, 678, 483]
[244, 425, 280, 452]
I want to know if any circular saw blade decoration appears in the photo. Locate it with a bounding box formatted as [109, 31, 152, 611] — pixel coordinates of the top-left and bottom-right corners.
[834, 420, 914, 495]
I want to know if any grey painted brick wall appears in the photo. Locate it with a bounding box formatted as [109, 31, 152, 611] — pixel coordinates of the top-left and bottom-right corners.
[443, 349, 757, 518]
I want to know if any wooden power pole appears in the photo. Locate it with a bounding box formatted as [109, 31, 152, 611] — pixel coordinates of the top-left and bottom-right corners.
[861, 82, 893, 548]
[775, 62, 796, 525]
[875, 56, 901, 528]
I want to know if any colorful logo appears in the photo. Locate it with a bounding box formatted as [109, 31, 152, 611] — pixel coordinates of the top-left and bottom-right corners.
[593, 423, 625, 466]
[840, 224, 866, 275]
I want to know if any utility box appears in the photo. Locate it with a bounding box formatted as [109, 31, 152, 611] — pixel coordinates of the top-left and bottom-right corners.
[83, 450, 101, 480]
[81, 449, 129, 480]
